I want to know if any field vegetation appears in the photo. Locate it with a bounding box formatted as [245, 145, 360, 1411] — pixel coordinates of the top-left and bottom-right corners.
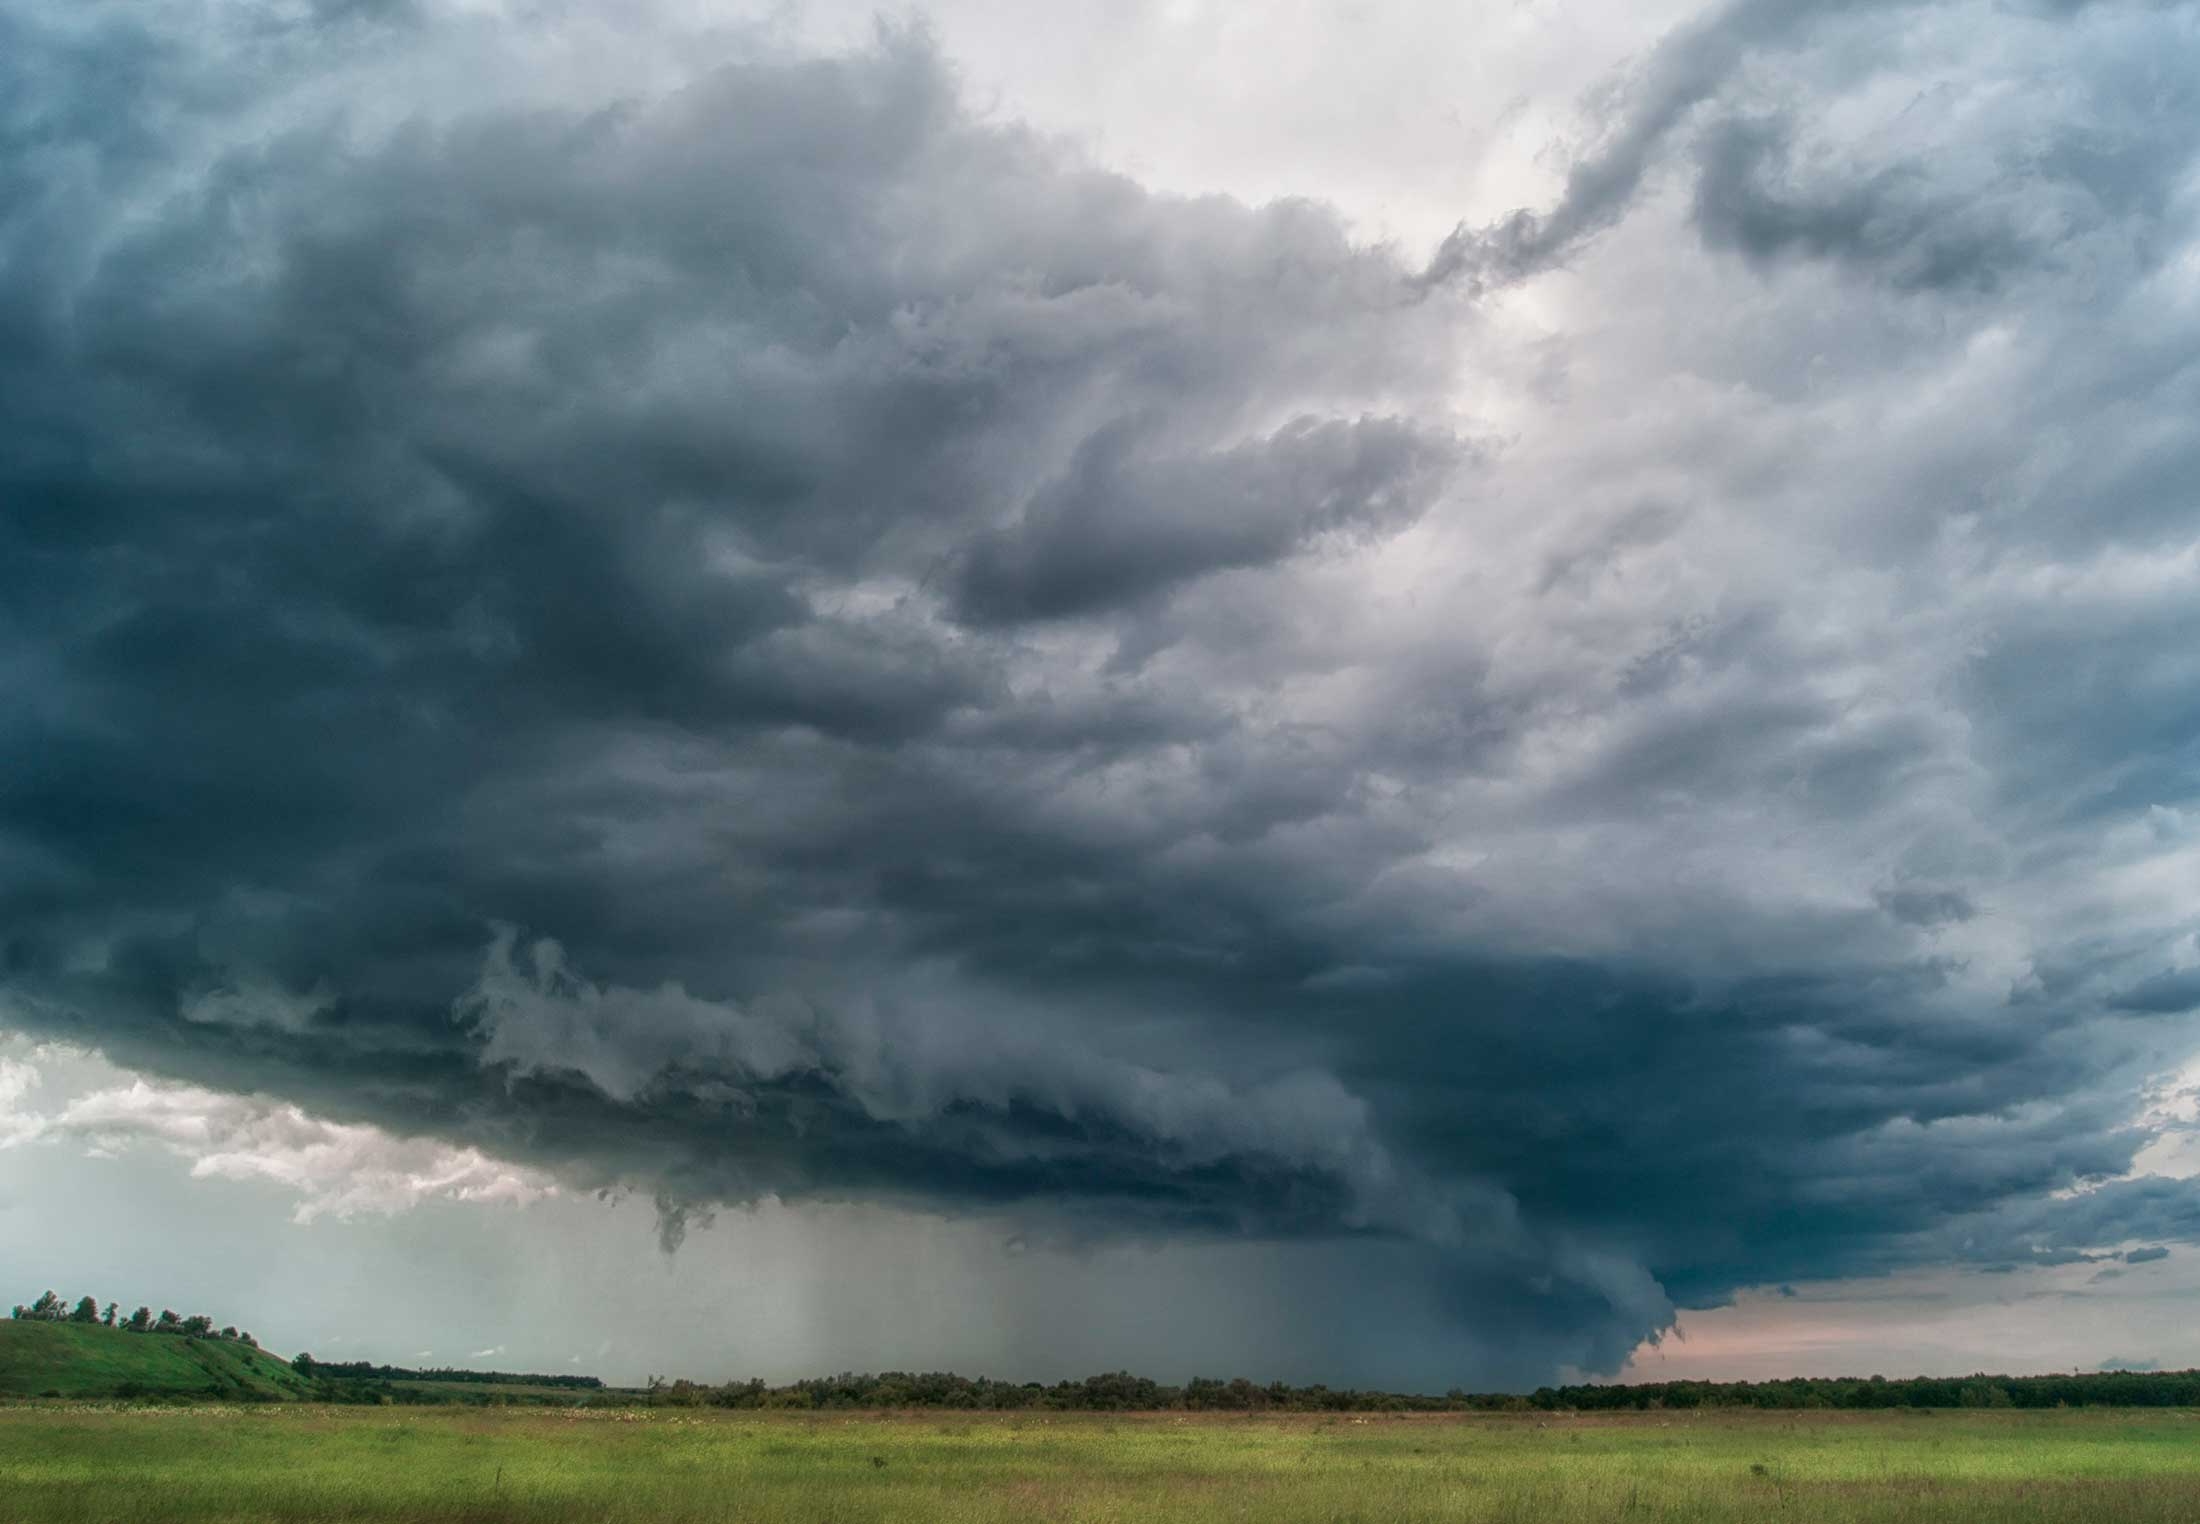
[0, 1322, 310, 1404]
[6, 1404, 2200, 1523]
[12, 1300, 2200, 1520]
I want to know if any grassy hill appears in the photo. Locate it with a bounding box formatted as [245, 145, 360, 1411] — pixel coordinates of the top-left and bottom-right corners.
[0, 1320, 310, 1401]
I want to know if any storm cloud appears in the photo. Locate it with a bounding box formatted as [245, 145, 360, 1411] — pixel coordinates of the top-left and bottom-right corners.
[5, 0, 2200, 1384]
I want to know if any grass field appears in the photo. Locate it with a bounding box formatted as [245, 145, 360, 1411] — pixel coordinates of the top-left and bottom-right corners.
[0, 1323, 310, 1403]
[6, 1405, 2200, 1522]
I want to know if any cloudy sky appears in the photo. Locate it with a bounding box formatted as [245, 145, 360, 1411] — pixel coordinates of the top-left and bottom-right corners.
[5, 0, 2200, 1391]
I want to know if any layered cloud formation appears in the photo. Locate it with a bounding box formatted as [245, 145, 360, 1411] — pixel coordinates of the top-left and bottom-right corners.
[5, 0, 2200, 1382]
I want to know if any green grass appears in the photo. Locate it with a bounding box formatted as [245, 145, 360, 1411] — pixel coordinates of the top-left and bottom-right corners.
[0, 1322, 311, 1402]
[5, 1405, 2200, 1522]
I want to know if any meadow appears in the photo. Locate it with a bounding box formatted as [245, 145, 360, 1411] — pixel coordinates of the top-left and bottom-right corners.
[0, 1323, 308, 1404]
[6, 1404, 2200, 1523]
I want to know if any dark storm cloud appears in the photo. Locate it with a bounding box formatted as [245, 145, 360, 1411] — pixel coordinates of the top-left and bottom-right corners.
[1689, 40, 2200, 291]
[952, 416, 1456, 624]
[1930, 1176, 2200, 1267]
[5, 0, 2200, 1385]
[2113, 969, 2200, 1014]
[0, 0, 1487, 1272]
[1690, 116, 2055, 292]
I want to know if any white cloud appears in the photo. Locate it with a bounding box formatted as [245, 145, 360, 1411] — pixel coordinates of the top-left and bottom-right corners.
[2130, 1050, 2200, 1182]
[3, 1058, 556, 1223]
[0, 1057, 43, 1148]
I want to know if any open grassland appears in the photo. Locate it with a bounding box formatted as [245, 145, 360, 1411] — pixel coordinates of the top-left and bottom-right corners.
[7, 1406, 2200, 1523]
[0, 1324, 310, 1404]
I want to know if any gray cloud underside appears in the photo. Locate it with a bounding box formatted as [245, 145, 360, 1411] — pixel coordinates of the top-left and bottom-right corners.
[5, 0, 2200, 1382]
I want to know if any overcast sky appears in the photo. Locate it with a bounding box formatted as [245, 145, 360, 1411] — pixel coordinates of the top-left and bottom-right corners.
[5, 0, 2200, 1391]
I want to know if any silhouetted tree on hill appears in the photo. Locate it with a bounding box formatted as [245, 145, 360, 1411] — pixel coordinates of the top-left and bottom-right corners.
[12, 1289, 264, 1348]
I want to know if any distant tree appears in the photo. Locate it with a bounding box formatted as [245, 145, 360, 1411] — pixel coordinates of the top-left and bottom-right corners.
[181, 1314, 214, 1337]
[27, 1291, 63, 1321]
[70, 1296, 100, 1323]
[292, 1353, 316, 1374]
[8, 1306, 20, 1320]
[154, 1309, 181, 1335]
[102, 1302, 118, 1327]
[124, 1307, 152, 1333]
[220, 1326, 238, 1341]
[239, 1331, 258, 1348]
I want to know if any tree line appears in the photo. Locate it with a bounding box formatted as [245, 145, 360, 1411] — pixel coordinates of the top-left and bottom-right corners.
[9, 1290, 259, 1349]
[1530, 1371, 2200, 1411]
[20, 1287, 2200, 1411]
[289, 1354, 602, 1391]
[631, 1368, 2200, 1412]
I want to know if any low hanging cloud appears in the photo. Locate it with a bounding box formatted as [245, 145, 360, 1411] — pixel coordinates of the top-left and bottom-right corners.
[4, 0, 2200, 1384]
[455, 927, 1538, 1260]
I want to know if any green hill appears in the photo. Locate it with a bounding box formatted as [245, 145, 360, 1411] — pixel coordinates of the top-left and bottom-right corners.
[0, 1320, 310, 1401]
